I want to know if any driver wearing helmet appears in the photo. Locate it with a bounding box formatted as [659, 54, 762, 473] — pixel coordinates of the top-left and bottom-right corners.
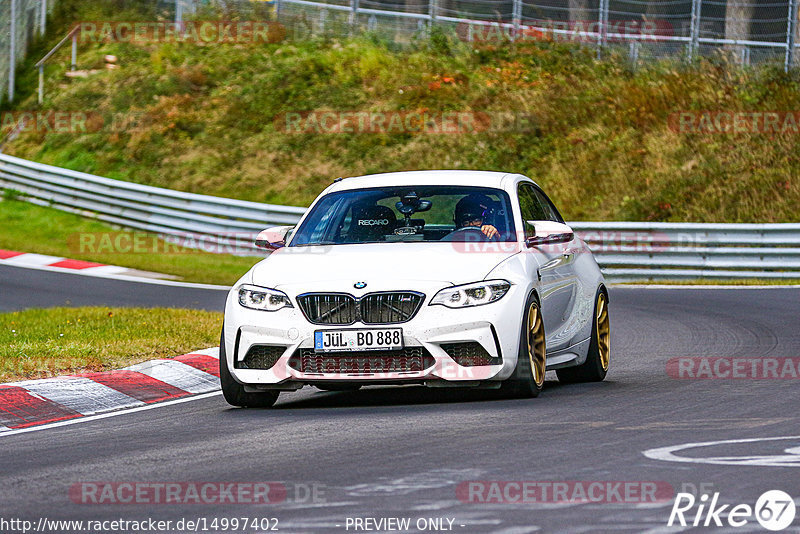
[442, 193, 499, 241]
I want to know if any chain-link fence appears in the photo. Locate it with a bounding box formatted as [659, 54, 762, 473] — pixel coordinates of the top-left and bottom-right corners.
[3, 0, 798, 105]
[185, 0, 799, 69]
[2, 0, 189, 104]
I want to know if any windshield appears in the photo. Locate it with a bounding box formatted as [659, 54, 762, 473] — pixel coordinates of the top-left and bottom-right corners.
[290, 186, 517, 246]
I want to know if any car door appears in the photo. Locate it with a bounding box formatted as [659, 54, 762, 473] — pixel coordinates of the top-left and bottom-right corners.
[517, 182, 579, 352]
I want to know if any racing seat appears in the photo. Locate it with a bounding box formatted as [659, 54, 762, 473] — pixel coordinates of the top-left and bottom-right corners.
[349, 205, 397, 242]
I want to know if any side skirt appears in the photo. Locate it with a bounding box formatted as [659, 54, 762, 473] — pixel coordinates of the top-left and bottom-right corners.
[545, 338, 590, 370]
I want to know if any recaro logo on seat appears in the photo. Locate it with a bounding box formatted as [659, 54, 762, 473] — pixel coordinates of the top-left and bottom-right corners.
[357, 219, 390, 226]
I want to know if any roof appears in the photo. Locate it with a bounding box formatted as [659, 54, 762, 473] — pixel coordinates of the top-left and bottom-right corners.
[327, 170, 524, 193]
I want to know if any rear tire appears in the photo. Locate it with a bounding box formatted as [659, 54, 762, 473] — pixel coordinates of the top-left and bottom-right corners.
[219, 332, 280, 408]
[501, 292, 546, 398]
[556, 288, 610, 383]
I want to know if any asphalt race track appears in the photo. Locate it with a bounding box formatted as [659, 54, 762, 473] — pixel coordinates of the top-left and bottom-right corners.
[1, 268, 799, 533]
[0, 264, 227, 311]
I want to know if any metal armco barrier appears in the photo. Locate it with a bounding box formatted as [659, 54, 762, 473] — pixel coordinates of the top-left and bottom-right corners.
[570, 222, 800, 281]
[1, 153, 799, 281]
[0, 153, 305, 256]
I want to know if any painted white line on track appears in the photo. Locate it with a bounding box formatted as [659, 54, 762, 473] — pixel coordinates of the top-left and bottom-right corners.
[10, 377, 145, 415]
[0, 261, 231, 290]
[0, 391, 223, 438]
[124, 360, 220, 394]
[643, 435, 800, 467]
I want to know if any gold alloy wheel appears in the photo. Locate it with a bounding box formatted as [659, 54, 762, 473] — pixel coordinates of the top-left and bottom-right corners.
[527, 302, 547, 387]
[596, 292, 611, 371]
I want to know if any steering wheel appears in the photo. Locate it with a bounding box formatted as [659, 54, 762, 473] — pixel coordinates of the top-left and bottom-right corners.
[461, 226, 498, 241]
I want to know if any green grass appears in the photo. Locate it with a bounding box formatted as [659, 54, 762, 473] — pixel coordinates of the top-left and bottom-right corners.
[0, 198, 259, 285]
[4, 10, 800, 223]
[0, 307, 222, 381]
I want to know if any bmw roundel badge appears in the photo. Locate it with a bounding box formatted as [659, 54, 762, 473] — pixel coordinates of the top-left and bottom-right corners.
[354, 281, 367, 289]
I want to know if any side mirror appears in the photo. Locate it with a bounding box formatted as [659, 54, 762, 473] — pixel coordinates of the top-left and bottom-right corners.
[524, 221, 574, 247]
[255, 226, 294, 250]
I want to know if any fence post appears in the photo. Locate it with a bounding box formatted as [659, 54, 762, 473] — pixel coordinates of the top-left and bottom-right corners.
[601, 0, 608, 47]
[9, 0, 16, 103]
[71, 31, 77, 70]
[595, 0, 608, 57]
[349, 0, 360, 28]
[275, 0, 282, 21]
[629, 40, 639, 64]
[688, 0, 700, 60]
[785, 0, 798, 71]
[40, 0, 47, 36]
[429, 0, 437, 27]
[38, 65, 44, 104]
[512, 0, 522, 40]
[175, 0, 184, 24]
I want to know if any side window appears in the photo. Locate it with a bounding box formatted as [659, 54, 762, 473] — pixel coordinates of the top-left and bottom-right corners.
[531, 187, 564, 223]
[517, 184, 548, 238]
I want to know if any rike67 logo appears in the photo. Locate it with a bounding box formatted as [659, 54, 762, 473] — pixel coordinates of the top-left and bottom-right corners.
[668, 490, 796, 531]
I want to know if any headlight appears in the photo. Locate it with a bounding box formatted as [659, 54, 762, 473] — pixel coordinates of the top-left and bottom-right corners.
[238, 284, 293, 312]
[430, 280, 511, 308]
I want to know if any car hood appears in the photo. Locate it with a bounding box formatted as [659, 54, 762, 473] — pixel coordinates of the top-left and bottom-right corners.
[251, 243, 518, 293]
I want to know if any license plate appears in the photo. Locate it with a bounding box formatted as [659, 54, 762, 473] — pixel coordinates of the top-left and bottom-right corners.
[313, 328, 403, 353]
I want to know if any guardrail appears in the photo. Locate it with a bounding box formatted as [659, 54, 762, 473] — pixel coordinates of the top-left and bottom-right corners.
[1, 153, 799, 281]
[0, 153, 305, 255]
[570, 222, 800, 281]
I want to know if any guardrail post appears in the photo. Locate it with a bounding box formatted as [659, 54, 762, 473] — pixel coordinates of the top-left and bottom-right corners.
[512, 0, 522, 40]
[785, 0, 798, 71]
[9, 0, 16, 103]
[688, 0, 701, 60]
[429, 0, 437, 28]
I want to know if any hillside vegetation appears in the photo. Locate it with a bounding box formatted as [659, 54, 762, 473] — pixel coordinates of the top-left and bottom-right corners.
[4, 0, 799, 222]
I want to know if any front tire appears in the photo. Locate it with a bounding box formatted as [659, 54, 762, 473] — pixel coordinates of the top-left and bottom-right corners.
[501, 292, 546, 398]
[219, 332, 280, 408]
[556, 288, 610, 383]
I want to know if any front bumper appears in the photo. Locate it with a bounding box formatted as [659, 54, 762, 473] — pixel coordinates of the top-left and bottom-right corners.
[223, 284, 526, 388]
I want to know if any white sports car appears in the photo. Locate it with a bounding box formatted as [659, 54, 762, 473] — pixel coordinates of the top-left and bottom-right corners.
[220, 170, 610, 407]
